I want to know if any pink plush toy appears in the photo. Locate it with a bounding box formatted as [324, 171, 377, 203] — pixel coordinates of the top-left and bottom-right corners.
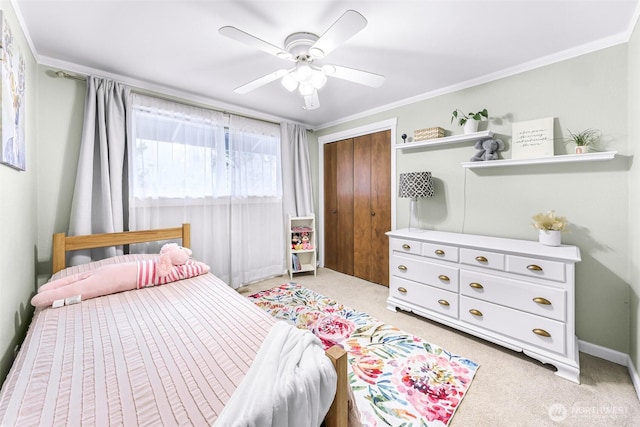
[31, 244, 210, 308]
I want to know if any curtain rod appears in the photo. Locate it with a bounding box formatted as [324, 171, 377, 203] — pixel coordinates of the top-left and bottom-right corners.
[53, 70, 312, 131]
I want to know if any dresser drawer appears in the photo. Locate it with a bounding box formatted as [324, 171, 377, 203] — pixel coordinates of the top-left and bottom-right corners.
[390, 277, 458, 319]
[390, 238, 421, 256]
[460, 248, 505, 271]
[391, 255, 459, 292]
[460, 270, 566, 321]
[460, 296, 565, 354]
[507, 255, 566, 282]
[422, 242, 459, 262]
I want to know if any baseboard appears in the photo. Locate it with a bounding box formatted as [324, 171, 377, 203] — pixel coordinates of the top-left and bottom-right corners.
[627, 355, 640, 402]
[579, 339, 640, 401]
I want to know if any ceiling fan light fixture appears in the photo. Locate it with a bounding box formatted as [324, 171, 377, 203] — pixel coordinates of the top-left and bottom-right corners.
[311, 69, 327, 89]
[281, 72, 298, 92]
[295, 64, 313, 83]
[298, 82, 315, 96]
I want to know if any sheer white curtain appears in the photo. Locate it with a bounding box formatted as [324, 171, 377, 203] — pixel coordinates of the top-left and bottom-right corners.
[128, 94, 284, 288]
[228, 115, 284, 285]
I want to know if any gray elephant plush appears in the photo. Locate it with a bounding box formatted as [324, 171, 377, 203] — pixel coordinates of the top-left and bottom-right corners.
[471, 137, 505, 161]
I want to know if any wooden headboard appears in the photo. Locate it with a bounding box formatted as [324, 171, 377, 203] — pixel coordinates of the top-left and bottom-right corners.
[52, 224, 191, 274]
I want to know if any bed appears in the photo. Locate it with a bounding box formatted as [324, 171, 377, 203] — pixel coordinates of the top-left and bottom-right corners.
[0, 224, 350, 426]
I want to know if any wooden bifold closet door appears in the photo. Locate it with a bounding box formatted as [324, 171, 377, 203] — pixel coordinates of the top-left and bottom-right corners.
[323, 130, 390, 286]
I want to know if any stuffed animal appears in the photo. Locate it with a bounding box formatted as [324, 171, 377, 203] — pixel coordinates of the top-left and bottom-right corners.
[301, 232, 312, 250]
[291, 233, 301, 249]
[470, 137, 505, 162]
[31, 244, 210, 308]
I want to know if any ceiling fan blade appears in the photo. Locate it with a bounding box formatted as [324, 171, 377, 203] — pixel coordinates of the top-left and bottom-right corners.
[310, 10, 367, 58]
[303, 90, 320, 110]
[219, 26, 292, 60]
[234, 69, 291, 94]
[325, 65, 385, 88]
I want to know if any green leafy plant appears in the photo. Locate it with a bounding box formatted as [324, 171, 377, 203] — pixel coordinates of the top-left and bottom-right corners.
[532, 210, 569, 232]
[565, 128, 600, 147]
[451, 108, 488, 127]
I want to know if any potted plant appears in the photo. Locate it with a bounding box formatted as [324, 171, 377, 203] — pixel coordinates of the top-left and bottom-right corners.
[565, 128, 600, 154]
[532, 210, 568, 246]
[451, 108, 488, 134]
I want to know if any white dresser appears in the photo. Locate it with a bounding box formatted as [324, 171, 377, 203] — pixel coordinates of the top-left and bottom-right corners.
[386, 229, 582, 383]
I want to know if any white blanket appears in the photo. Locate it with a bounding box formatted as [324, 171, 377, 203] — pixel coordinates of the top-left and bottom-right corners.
[214, 321, 337, 427]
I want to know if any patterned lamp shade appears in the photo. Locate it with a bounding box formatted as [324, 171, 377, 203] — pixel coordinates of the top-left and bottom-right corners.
[399, 172, 434, 199]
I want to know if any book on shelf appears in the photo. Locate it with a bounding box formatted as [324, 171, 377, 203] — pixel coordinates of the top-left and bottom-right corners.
[291, 254, 301, 271]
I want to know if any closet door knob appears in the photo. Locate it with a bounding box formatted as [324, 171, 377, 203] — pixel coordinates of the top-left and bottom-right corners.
[438, 275, 450, 282]
[371, 211, 376, 216]
[438, 299, 450, 306]
[533, 297, 551, 305]
[527, 264, 543, 271]
[469, 282, 484, 289]
[475, 256, 488, 263]
[332, 210, 337, 215]
[532, 328, 551, 337]
[398, 265, 407, 271]
[435, 249, 445, 255]
[469, 309, 483, 317]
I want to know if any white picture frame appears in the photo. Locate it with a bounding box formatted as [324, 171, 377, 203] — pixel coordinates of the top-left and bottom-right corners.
[511, 117, 554, 160]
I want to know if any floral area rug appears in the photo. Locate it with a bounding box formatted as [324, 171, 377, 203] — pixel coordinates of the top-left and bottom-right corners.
[247, 283, 479, 427]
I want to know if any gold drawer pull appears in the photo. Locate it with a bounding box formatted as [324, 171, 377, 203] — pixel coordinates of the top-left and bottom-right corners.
[469, 309, 483, 317]
[402, 243, 411, 250]
[532, 328, 551, 337]
[398, 287, 407, 293]
[434, 249, 445, 255]
[438, 275, 450, 282]
[469, 282, 484, 289]
[438, 299, 450, 306]
[533, 297, 551, 305]
[398, 265, 407, 271]
[475, 256, 488, 263]
[527, 264, 543, 271]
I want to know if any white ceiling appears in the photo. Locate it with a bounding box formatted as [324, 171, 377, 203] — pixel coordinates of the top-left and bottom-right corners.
[14, 0, 640, 128]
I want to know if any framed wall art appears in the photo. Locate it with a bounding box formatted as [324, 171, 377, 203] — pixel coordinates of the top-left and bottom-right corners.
[511, 117, 554, 160]
[0, 11, 27, 171]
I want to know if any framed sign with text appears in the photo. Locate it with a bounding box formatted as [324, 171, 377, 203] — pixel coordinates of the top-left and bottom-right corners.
[511, 117, 554, 160]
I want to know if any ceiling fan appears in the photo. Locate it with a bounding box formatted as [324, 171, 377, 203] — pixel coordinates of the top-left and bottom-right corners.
[219, 10, 385, 110]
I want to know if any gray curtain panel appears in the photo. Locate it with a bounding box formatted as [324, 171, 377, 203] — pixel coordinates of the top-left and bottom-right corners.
[67, 76, 131, 266]
[281, 122, 314, 217]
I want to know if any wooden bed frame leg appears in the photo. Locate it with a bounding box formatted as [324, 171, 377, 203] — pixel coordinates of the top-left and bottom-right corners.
[324, 345, 348, 427]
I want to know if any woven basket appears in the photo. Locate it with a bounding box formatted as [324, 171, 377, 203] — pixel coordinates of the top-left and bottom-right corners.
[414, 127, 445, 141]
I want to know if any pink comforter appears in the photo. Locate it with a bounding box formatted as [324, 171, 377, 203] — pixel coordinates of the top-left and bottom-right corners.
[0, 254, 276, 426]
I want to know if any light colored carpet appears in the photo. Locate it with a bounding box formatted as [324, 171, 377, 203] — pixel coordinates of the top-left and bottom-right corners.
[240, 268, 640, 427]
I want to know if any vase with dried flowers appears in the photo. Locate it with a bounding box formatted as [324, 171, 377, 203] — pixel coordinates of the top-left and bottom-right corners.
[532, 210, 568, 246]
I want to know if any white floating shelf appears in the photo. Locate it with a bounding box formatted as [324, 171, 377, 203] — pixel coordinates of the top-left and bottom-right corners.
[461, 151, 617, 168]
[396, 130, 494, 150]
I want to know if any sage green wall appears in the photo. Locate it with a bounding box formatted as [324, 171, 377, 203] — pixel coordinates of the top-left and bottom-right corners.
[35, 66, 85, 274]
[628, 19, 640, 372]
[316, 45, 632, 354]
[0, 2, 38, 383]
